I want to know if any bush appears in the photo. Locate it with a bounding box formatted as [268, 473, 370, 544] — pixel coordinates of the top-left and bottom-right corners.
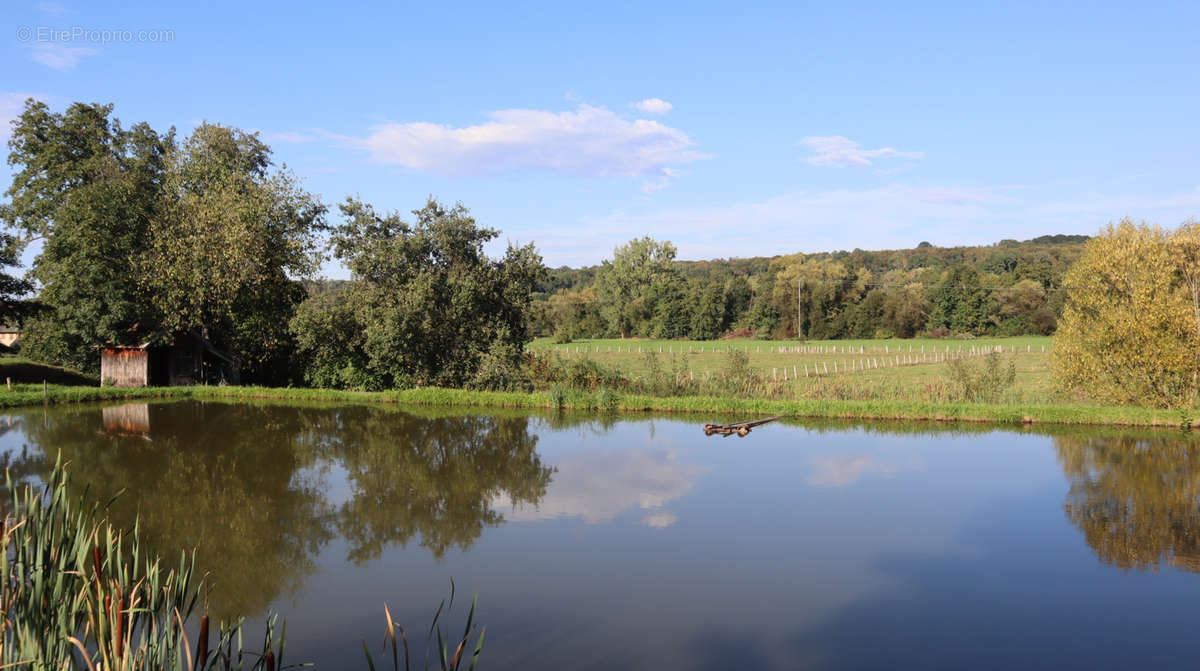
[945, 352, 1016, 403]
[1054, 219, 1200, 408]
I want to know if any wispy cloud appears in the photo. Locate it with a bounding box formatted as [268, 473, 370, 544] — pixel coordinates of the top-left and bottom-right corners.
[632, 98, 673, 115]
[801, 135, 923, 167]
[34, 1, 71, 15]
[494, 446, 707, 527]
[30, 42, 97, 70]
[806, 454, 922, 488]
[344, 104, 707, 189]
[514, 180, 1200, 267]
[522, 184, 1015, 264]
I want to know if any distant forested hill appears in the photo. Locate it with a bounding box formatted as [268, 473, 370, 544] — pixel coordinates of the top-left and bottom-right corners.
[530, 235, 1089, 341]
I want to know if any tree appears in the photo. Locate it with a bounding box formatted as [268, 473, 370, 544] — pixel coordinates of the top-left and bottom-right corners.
[292, 197, 545, 390]
[143, 123, 327, 383]
[773, 257, 850, 339]
[927, 264, 992, 335]
[997, 278, 1052, 335]
[1053, 219, 1200, 408]
[2, 100, 171, 371]
[2, 101, 324, 382]
[723, 275, 752, 331]
[689, 281, 726, 340]
[881, 283, 929, 338]
[594, 237, 679, 338]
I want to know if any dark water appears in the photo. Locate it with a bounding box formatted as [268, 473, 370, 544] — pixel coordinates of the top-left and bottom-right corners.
[4, 401, 1200, 670]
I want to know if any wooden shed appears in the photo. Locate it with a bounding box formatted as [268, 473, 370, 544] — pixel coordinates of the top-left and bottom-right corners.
[100, 331, 239, 387]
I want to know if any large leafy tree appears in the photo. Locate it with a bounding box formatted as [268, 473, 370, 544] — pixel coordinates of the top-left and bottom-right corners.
[1054, 219, 1200, 408]
[2, 101, 325, 382]
[292, 197, 545, 390]
[594, 237, 680, 338]
[142, 123, 327, 383]
[2, 100, 171, 371]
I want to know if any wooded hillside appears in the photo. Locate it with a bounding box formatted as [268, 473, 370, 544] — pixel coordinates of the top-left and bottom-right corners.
[530, 235, 1088, 341]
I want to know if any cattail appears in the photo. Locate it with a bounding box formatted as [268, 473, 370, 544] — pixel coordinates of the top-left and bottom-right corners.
[115, 594, 126, 659]
[195, 615, 210, 668]
[265, 651, 276, 671]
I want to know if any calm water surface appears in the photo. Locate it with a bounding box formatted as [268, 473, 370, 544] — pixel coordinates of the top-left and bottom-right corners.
[3, 401, 1199, 670]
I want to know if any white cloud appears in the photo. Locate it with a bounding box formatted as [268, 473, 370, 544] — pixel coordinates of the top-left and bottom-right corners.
[30, 43, 97, 70]
[806, 454, 922, 488]
[348, 104, 707, 186]
[35, 1, 71, 15]
[641, 511, 677, 528]
[493, 447, 706, 527]
[640, 167, 679, 194]
[632, 98, 673, 115]
[801, 135, 923, 167]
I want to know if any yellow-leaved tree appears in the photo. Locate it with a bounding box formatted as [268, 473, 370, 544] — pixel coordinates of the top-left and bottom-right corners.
[1054, 218, 1200, 408]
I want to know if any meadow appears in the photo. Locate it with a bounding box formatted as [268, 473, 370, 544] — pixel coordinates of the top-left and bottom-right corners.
[529, 335, 1059, 405]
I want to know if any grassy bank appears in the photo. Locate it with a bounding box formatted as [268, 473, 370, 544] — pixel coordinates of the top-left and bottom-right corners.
[0, 356, 98, 385]
[0, 382, 1189, 429]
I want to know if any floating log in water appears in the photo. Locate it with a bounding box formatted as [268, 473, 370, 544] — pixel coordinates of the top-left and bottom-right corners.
[703, 415, 784, 438]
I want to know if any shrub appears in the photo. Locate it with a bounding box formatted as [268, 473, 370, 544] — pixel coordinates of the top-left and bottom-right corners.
[1054, 219, 1200, 408]
[945, 352, 1016, 403]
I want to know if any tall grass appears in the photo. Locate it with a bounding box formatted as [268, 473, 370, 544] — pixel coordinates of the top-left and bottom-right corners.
[2, 458, 485, 670]
[362, 583, 483, 671]
[2, 456, 287, 670]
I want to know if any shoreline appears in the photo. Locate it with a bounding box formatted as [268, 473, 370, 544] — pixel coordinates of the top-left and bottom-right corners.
[0, 384, 1187, 429]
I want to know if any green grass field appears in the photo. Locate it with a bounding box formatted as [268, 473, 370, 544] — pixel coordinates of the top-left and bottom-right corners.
[529, 335, 1059, 405]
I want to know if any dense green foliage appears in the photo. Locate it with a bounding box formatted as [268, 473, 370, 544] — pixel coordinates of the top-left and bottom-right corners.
[1, 100, 326, 383]
[3, 101, 171, 371]
[531, 235, 1084, 341]
[291, 198, 545, 390]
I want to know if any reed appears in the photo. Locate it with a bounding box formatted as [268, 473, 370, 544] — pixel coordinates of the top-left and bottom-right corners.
[1, 455, 288, 670]
[362, 582, 484, 671]
[2, 458, 483, 669]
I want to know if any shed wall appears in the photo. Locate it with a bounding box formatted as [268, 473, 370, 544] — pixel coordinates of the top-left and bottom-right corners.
[100, 349, 149, 387]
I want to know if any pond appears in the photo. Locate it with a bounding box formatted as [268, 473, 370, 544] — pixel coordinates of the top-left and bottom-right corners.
[3, 400, 1199, 669]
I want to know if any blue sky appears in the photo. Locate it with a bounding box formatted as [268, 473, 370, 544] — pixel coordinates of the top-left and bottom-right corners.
[4, 0, 1199, 275]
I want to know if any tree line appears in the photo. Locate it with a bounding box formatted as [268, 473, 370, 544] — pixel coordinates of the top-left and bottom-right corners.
[531, 235, 1087, 342]
[0, 99, 542, 389]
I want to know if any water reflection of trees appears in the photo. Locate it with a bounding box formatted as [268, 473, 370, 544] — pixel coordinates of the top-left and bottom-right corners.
[1056, 434, 1200, 572]
[13, 402, 551, 619]
[325, 407, 551, 562]
[20, 403, 335, 620]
